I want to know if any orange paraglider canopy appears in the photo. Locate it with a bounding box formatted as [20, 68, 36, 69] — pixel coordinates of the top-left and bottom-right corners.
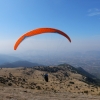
[14, 27, 71, 50]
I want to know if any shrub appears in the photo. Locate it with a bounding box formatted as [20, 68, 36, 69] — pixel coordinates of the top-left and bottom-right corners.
[84, 90, 88, 94]
[8, 82, 12, 86]
[69, 81, 74, 84]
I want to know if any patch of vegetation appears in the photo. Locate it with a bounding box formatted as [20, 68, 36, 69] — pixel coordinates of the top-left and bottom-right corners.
[8, 82, 12, 86]
[36, 86, 41, 90]
[84, 90, 88, 94]
[69, 81, 74, 84]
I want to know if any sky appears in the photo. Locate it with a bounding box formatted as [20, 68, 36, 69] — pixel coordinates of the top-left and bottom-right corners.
[0, 0, 100, 56]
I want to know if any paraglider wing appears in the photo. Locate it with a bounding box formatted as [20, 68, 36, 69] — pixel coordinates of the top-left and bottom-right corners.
[14, 28, 71, 50]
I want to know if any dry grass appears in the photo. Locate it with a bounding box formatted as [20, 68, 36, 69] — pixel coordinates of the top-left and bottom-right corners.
[0, 67, 100, 100]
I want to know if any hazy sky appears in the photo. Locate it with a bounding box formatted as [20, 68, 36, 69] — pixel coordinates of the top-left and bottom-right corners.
[0, 0, 100, 55]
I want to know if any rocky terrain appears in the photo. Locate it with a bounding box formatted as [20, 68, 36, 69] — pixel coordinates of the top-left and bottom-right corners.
[0, 64, 100, 100]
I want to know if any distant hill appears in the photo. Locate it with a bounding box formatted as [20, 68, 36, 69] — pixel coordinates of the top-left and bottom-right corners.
[0, 54, 22, 65]
[58, 64, 100, 85]
[34, 64, 100, 86]
[0, 60, 43, 68]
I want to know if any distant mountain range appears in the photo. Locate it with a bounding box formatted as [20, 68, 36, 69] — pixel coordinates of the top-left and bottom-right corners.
[0, 60, 97, 80]
[0, 54, 22, 65]
[0, 54, 43, 67]
[0, 54, 100, 85]
[16, 50, 100, 67]
[0, 51, 100, 79]
[0, 60, 43, 68]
